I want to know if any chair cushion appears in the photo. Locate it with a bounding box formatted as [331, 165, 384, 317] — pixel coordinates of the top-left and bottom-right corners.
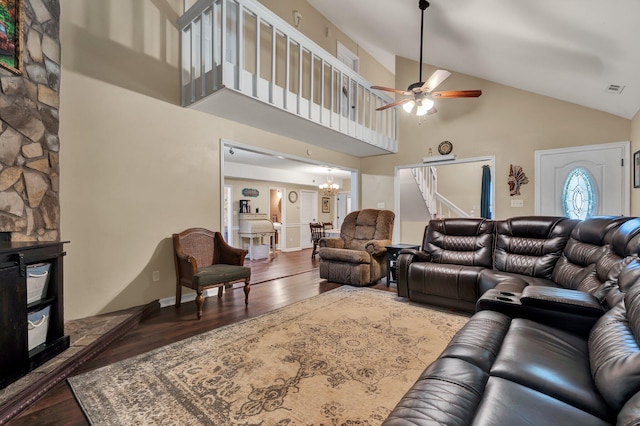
[193, 264, 251, 287]
[318, 247, 371, 264]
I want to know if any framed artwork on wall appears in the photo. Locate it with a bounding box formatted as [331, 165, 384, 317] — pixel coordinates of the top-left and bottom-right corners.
[634, 151, 640, 189]
[322, 197, 330, 213]
[0, 0, 23, 75]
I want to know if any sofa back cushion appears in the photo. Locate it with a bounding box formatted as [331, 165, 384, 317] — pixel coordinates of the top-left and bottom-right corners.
[340, 209, 394, 252]
[423, 218, 495, 267]
[552, 216, 630, 290]
[494, 216, 578, 279]
[578, 218, 640, 301]
[589, 284, 640, 414]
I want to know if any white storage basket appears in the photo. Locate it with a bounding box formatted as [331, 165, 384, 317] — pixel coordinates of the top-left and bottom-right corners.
[27, 305, 50, 351]
[250, 244, 269, 259]
[26, 263, 51, 304]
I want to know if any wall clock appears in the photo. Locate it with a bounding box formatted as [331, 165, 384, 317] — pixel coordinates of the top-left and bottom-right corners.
[288, 191, 298, 203]
[438, 140, 453, 155]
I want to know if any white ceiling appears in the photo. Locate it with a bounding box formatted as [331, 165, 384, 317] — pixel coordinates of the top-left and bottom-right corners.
[307, 0, 640, 119]
[224, 145, 352, 180]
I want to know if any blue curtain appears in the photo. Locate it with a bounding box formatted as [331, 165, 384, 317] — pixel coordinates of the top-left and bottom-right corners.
[480, 165, 491, 219]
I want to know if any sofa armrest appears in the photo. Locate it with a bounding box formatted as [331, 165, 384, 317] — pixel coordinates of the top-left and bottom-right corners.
[396, 249, 431, 298]
[520, 286, 604, 317]
[319, 237, 344, 249]
[365, 239, 392, 257]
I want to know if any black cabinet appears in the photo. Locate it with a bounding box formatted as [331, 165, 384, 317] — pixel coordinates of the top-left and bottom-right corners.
[0, 241, 70, 389]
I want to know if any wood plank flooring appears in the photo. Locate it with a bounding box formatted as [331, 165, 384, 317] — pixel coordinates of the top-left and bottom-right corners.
[8, 249, 394, 425]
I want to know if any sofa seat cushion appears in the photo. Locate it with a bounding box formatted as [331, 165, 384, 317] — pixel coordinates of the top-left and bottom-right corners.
[193, 264, 251, 286]
[408, 262, 485, 303]
[490, 318, 612, 420]
[318, 247, 371, 264]
[472, 377, 611, 426]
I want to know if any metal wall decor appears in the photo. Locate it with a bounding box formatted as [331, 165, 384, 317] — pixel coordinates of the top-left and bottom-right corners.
[508, 164, 529, 196]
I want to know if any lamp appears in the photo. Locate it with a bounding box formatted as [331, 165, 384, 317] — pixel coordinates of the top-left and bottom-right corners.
[319, 169, 340, 196]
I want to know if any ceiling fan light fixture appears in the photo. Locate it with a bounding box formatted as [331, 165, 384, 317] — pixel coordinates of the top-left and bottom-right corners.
[403, 100, 416, 113]
[416, 99, 433, 116]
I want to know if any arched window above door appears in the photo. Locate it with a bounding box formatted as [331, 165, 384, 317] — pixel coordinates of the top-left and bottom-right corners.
[562, 167, 596, 220]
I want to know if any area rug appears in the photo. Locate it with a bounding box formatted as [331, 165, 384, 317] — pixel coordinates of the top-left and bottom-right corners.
[68, 287, 469, 425]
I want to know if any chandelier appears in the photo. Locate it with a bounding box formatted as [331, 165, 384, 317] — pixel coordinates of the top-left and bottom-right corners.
[319, 169, 340, 196]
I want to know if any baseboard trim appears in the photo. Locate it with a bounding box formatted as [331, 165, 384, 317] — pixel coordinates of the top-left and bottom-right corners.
[0, 300, 160, 424]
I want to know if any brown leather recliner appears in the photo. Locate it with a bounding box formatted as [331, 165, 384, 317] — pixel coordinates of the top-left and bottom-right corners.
[397, 218, 495, 311]
[318, 209, 395, 286]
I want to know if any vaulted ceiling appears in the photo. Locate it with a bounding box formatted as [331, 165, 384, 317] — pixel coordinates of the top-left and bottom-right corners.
[308, 0, 640, 119]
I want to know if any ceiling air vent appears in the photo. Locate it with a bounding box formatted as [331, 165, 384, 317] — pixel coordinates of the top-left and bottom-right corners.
[605, 83, 625, 94]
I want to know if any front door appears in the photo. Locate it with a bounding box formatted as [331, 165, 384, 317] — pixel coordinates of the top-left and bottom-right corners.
[535, 141, 630, 217]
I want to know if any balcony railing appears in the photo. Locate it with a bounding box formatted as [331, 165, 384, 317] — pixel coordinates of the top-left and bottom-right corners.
[178, 0, 398, 156]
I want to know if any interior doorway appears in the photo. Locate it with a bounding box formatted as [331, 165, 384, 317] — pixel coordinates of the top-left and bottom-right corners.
[535, 141, 629, 217]
[300, 190, 318, 249]
[269, 187, 285, 249]
[394, 156, 495, 245]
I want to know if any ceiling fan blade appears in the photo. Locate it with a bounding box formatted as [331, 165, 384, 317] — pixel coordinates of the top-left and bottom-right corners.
[371, 85, 411, 95]
[427, 106, 437, 115]
[376, 98, 412, 111]
[431, 90, 482, 98]
[420, 70, 452, 93]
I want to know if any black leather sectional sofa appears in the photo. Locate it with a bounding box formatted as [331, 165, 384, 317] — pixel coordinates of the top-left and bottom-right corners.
[384, 216, 640, 425]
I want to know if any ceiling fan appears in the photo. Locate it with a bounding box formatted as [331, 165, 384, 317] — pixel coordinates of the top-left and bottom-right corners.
[371, 0, 481, 116]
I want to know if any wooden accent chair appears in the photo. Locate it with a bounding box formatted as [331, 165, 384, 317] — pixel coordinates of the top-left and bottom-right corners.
[172, 228, 251, 319]
[310, 222, 325, 260]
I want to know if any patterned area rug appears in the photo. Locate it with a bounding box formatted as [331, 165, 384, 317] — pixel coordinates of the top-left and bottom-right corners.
[68, 287, 468, 425]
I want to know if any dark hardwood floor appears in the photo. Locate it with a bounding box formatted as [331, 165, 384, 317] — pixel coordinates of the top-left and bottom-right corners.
[9, 249, 394, 425]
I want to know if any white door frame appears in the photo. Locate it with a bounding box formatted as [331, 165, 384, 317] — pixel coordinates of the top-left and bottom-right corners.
[534, 141, 630, 216]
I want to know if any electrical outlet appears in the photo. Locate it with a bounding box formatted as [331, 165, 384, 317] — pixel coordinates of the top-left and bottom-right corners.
[152, 271, 160, 282]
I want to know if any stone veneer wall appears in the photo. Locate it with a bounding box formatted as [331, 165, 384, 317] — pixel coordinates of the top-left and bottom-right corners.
[0, 0, 60, 242]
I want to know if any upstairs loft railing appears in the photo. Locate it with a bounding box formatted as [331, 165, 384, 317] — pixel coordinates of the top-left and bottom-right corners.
[178, 0, 398, 156]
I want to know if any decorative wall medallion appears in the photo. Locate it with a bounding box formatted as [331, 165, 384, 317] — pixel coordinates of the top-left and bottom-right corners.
[438, 141, 453, 155]
[508, 164, 529, 196]
[288, 191, 298, 203]
[242, 188, 259, 197]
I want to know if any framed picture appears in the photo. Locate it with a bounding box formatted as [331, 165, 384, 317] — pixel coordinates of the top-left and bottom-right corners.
[322, 197, 330, 213]
[0, 0, 22, 75]
[634, 151, 640, 188]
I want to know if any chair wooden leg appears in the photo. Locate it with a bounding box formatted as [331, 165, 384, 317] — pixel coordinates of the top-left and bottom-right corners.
[244, 278, 251, 306]
[195, 290, 204, 320]
[217, 286, 223, 298]
[175, 283, 182, 309]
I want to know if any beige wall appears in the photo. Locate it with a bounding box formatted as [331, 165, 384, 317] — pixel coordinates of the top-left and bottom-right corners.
[434, 162, 492, 216]
[632, 111, 640, 215]
[361, 56, 631, 242]
[60, 0, 359, 319]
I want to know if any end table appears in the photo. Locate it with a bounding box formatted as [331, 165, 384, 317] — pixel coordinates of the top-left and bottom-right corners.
[385, 244, 420, 287]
